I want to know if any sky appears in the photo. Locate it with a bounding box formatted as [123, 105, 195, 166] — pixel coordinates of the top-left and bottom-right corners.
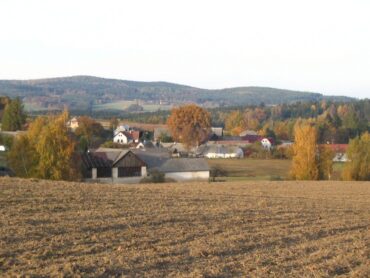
[0, 0, 369, 99]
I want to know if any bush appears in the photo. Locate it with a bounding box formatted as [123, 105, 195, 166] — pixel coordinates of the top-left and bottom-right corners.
[270, 175, 283, 181]
[140, 170, 165, 183]
[209, 166, 228, 182]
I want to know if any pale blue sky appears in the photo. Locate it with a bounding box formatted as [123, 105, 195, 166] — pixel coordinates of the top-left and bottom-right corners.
[0, 0, 369, 98]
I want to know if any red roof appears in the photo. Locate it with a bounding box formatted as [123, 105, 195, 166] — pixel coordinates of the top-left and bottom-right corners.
[320, 144, 348, 153]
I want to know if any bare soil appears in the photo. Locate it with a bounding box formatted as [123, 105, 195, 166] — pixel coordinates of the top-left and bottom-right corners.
[0, 178, 369, 277]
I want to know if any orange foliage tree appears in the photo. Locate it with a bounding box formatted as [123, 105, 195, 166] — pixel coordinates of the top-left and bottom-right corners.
[290, 120, 319, 180]
[167, 104, 211, 149]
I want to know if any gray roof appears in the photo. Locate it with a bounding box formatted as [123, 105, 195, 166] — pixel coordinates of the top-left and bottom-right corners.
[133, 149, 209, 173]
[197, 144, 243, 155]
[156, 158, 209, 173]
[83, 148, 209, 173]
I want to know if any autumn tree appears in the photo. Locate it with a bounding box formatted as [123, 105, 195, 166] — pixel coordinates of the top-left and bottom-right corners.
[1, 98, 26, 131]
[290, 120, 319, 180]
[74, 116, 105, 148]
[167, 104, 211, 149]
[7, 110, 80, 180]
[225, 110, 244, 135]
[342, 132, 370, 181]
[317, 145, 334, 180]
[7, 134, 38, 177]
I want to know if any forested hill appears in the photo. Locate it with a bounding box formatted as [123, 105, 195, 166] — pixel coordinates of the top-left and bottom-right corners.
[0, 75, 355, 112]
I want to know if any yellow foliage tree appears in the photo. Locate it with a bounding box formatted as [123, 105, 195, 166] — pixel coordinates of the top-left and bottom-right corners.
[225, 110, 244, 135]
[290, 120, 319, 180]
[167, 104, 211, 149]
[8, 110, 80, 180]
[342, 132, 370, 181]
[317, 145, 334, 180]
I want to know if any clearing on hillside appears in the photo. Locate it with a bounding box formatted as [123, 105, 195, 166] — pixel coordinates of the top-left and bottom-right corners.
[0, 178, 369, 277]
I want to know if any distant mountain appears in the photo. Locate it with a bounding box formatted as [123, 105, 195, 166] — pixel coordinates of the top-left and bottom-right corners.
[0, 76, 355, 112]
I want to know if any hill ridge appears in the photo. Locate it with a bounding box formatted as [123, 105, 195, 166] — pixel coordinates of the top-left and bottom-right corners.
[0, 75, 355, 112]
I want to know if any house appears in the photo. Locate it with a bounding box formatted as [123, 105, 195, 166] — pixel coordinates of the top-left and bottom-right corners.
[211, 127, 224, 137]
[82, 148, 210, 183]
[114, 125, 131, 133]
[198, 145, 244, 158]
[322, 144, 349, 162]
[240, 134, 274, 148]
[261, 138, 273, 150]
[113, 130, 141, 144]
[68, 117, 79, 130]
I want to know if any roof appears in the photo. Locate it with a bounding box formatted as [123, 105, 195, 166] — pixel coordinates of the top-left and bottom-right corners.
[199, 145, 243, 155]
[239, 130, 258, 136]
[133, 149, 209, 173]
[320, 144, 348, 153]
[156, 158, 209, 173]
[240, 135, 263, 143]
[81, 151, 120, 168]
[132, 149, 170, 169]
[82, 148, 210, 173]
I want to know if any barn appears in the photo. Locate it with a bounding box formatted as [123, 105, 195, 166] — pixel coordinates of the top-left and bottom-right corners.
[81, 150, 147, 183]
[82, 148, 210, 183]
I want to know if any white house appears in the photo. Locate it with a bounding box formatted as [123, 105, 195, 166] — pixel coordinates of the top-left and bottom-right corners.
[68, 117, 79, 130]
[261, 138, 273, 150]
[113, 130, 141, 145]
[113, 131, 133, 144]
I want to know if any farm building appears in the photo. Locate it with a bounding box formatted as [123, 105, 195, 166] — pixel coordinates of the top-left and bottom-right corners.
[81, 148, 210, 183]
[198, 145, 244, 158]
[81, 150, 147, 183]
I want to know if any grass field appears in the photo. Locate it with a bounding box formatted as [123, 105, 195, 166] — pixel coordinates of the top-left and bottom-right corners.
[207, 159, 346, 181]
[93, 100, 173, 112]
[0, 178, 369, 277]
[207, 159, 292, 181]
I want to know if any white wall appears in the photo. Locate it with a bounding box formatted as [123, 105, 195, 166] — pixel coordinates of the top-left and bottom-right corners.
[165, 171, 209, 181]
[113, 133, 129, 144]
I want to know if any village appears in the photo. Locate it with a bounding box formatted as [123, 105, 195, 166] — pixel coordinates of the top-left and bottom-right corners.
[63, 115, 349, 184]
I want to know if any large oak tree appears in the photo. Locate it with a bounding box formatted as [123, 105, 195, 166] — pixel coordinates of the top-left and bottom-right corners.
[167, 104, 211, 149]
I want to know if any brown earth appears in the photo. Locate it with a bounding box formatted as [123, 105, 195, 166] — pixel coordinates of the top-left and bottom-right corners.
[0, 178, 369, 277]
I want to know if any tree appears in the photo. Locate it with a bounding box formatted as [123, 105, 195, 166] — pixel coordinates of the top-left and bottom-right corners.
[317, 145, 334, 180]
[7, 134, 38, 177]
[225, 110, 244, 135]
[109, 117, 119, 130]
[7, 110, 80, 180]
[167, 104, 211, 149]
[1, 98, 26, 131]
[74, 116, 105, 148]
[342, 132, 370, 181]
[290, 120, 319, 180]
